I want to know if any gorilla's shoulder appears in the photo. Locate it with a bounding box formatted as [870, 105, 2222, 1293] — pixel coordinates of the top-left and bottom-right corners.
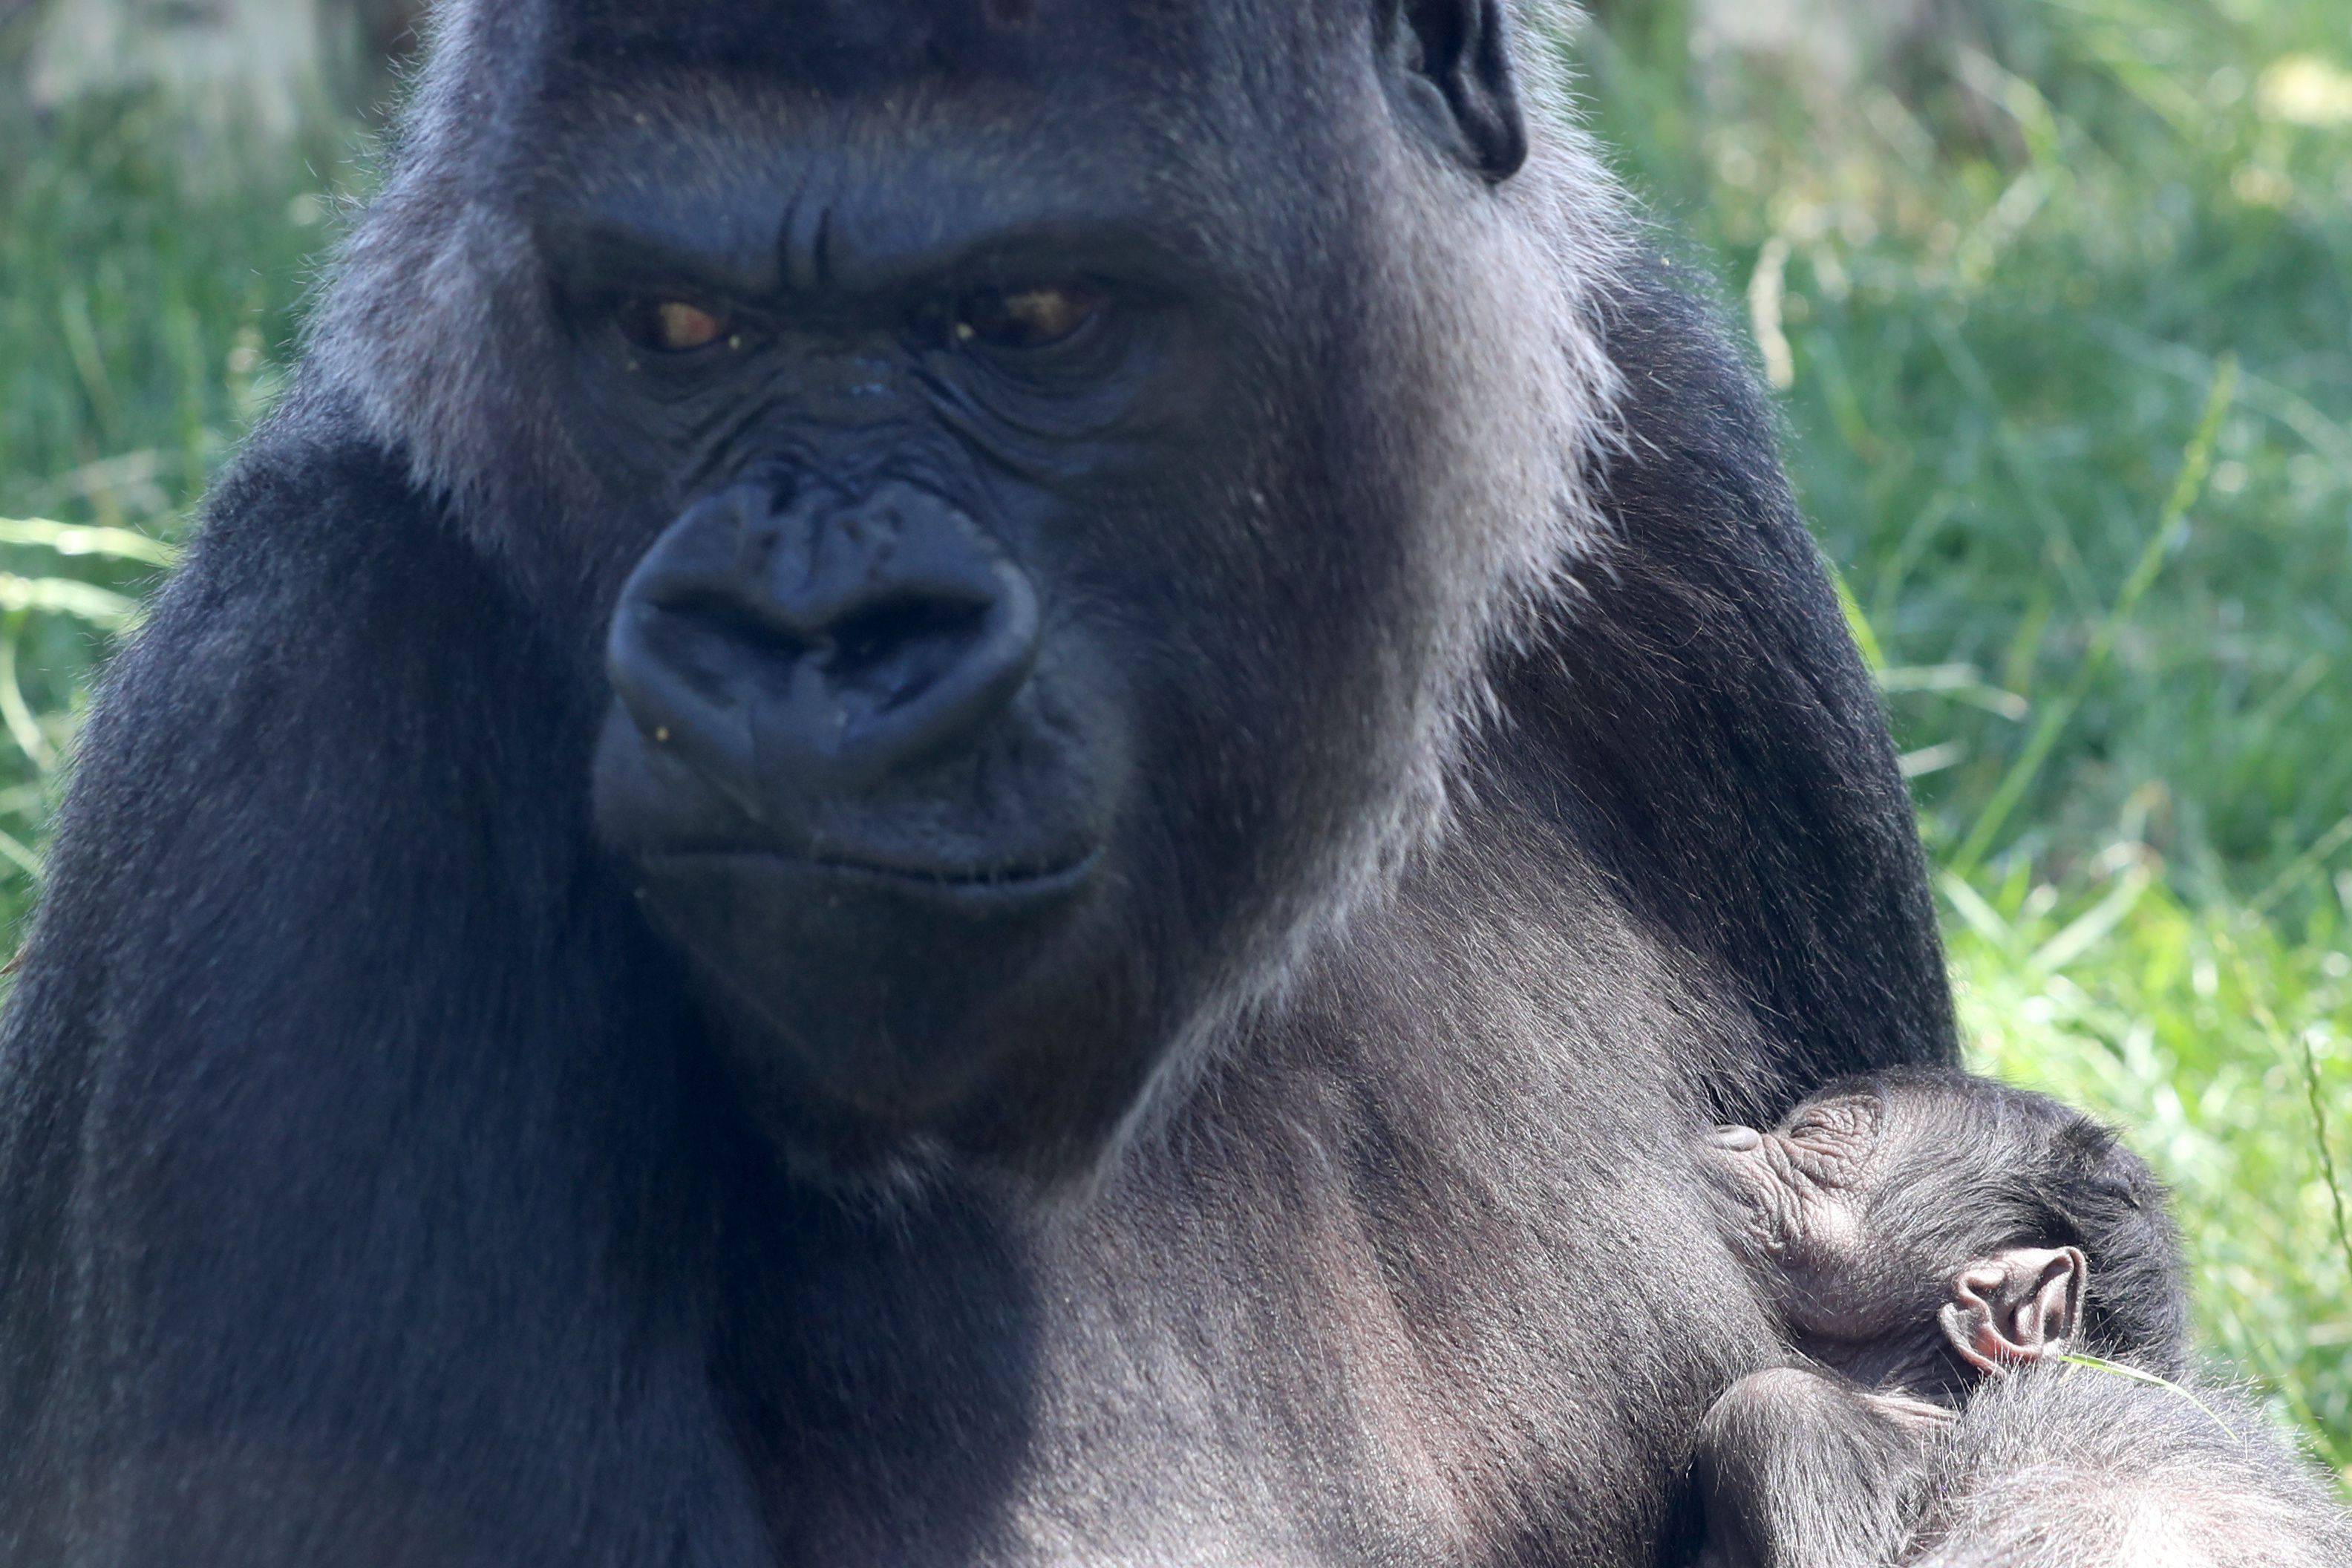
[1598, 254, 1797, 533]
[183, 385, 432, 569]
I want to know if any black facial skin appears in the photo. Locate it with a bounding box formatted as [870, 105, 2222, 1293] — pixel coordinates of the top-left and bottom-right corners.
[534, 62, 1461, 1176]
[0, 3, 1983, 1564]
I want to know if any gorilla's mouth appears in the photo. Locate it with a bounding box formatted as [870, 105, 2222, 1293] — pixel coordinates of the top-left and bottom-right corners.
[645, 845, 1102, 902]
[622, 829, 1127, 1160]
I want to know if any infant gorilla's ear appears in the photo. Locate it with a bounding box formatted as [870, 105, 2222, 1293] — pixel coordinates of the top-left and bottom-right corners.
[1938, 1246, 2086, 1374]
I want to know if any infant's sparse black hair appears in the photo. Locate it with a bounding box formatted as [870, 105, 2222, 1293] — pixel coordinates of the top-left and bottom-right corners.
[1815, 1067, 2191, 1376]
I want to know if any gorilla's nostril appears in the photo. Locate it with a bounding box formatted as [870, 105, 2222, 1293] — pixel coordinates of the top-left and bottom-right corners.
[656, 589, 818, 665]
[607, 483, 1042, 798]
[826, 596, 991, 710]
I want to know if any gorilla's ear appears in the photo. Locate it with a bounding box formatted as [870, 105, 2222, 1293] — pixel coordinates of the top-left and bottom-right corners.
[1379, 0, 1529, 183]
[1938, 1247, 2087, 1375]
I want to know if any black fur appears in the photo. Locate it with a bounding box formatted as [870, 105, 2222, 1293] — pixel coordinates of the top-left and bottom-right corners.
[0, 3, 1953, 1562]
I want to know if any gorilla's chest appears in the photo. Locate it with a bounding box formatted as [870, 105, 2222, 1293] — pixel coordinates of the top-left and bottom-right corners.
[744, 1124, 1768, 1568]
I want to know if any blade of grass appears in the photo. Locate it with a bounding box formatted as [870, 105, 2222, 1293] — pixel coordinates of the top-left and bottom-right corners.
[2250, 815, 2352, 919]
[0, 575, 139, 628]
[0, 612, 55, 772]
[1949, 356, 2238, 879]
[1832, 566, 1887, 676]
[2212, 924, 2352, 1290]
[2301, 1029, 2352, 1285]
[2028, 861, 2152, 973]
[0, 826, 41, 884]
[1878, 663, 2031, 721]
[0, 517, 177, 568]
[2059, 1354, 2244, 1440]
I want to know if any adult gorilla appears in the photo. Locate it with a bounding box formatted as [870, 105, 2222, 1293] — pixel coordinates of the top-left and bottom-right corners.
[0, 1, 1953, 1562]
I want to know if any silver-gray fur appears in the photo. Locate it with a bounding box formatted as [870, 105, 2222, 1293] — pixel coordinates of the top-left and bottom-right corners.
[1911, 1368, 2352, 1567]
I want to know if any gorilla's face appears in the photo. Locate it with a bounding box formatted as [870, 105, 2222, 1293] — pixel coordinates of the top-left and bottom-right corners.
[517, 7, 1524, 1177]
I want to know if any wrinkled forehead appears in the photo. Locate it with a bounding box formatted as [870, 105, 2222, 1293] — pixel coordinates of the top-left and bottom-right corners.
[492, 0, 1345, 280]
[1777, 1088, 1884, 1137]
[561, 0, 1252, 93]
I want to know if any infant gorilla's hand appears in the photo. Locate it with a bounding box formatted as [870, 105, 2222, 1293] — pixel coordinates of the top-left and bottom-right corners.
[1691, 1368, 1938, 1568]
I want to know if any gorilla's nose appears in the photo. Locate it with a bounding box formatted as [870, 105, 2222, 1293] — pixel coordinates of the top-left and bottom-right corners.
[608, 481, 1041, 802]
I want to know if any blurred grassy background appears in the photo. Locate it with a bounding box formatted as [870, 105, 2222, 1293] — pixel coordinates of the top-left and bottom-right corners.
[1573, 0, 2352, 1477]
[1, 0, 2347, 1484]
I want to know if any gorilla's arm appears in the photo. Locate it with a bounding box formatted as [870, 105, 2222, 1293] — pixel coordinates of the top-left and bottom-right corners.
[1908, 1368, 2352, 1567]
[0, 394, 765, 1567]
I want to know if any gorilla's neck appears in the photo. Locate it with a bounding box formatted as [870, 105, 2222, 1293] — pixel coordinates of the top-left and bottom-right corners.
[713, 762, 1786, 1561]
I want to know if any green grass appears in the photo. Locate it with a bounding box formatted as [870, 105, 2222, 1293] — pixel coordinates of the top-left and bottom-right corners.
[1574, 0, 2352, 1480]
[1, 0, 2348, 1486]
[0, 87, 360, 873]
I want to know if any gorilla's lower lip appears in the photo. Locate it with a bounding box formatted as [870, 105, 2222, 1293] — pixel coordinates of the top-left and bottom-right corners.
[644, 846, 1102, 901]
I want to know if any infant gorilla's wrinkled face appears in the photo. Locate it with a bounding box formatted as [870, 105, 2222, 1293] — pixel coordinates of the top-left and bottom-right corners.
[1704, 1077, 2088, 1393]
[1702, 1091, 1915, 1346]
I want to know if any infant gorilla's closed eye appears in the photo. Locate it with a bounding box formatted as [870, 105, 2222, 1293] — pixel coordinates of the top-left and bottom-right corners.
[1691, 1068, 2352, 1568]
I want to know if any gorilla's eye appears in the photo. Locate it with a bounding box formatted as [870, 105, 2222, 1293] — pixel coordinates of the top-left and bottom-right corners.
[952, 284, 1105, 353]
[618, 298, 733, 356]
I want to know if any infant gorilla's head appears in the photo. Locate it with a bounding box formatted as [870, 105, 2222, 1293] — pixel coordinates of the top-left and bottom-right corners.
[1704, 1068, 2188, 1399]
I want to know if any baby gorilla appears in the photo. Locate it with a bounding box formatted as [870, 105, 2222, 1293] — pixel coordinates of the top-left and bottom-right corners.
[1693, 1067, 2352, 1567]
